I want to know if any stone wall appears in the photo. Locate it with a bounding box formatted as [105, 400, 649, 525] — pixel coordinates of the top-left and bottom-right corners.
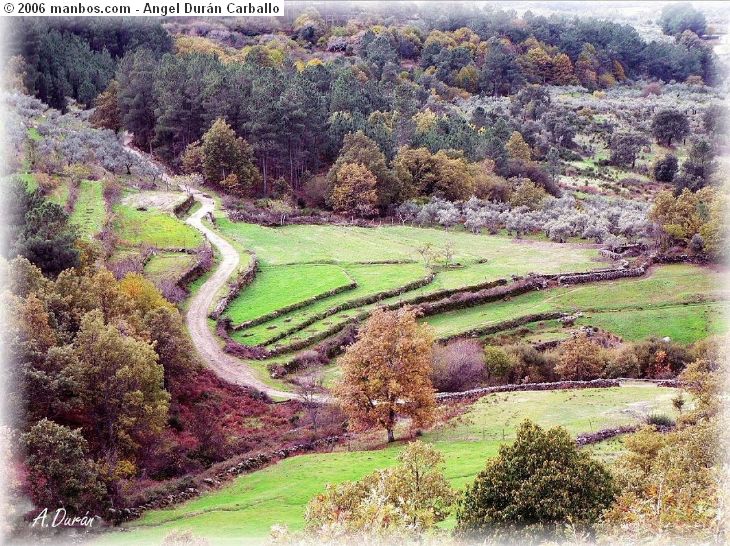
[210, 252, 258, 320]
[110, 435, 342, 523]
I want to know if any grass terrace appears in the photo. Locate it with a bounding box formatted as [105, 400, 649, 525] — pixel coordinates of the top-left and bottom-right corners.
[218, 219, 603, 350]
[424, 264, 725, 340]
[113, 204, 203, 249]
[69, 180, 106, 238]
[109, 384, 677, 544]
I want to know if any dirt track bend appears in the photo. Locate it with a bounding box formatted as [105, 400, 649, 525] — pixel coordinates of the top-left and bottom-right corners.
[122, 138, 301, 400]
[182, 189, 300, 401]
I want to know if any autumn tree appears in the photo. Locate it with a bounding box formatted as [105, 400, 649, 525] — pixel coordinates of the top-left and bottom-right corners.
[305, 441, 454, 536]
[506, 131, 531, 162]
[335, 308, 435, 443]
[456, 420, 616, 538]
[651, 109, 690, 146]
[181, 140, 204, 174]
[200, 118, 261, 195]
[430, 150, 476, 201]
[393, 146, 435, 199]
[518, 46, 553, 84]
[90, 80, 122, 132]
[650, 187, 717, 245]
[554, 333, 604, 380]
[73, 310, 169, 473]
[329, 162, 379, 217]
[328, 131, 399, 208]
[552, 53, 575, 85]
[509, 179, 547, 210]
[23, 419, 108, 515]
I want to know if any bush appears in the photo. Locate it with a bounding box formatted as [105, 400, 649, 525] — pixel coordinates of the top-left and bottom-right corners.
[505, 344, 556, 383]
[456, 420, 616, 538]
[653, 154, 678, 182]
[431, 340, 484, 392]
[645, 412, 676, 428]
[603, 345, 640, 378]
[555, 334, 604, 380]
[633, 339, 693, 378]
[483, 346, 516, 384]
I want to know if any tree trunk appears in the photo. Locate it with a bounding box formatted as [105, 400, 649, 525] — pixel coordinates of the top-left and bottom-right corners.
[387, 427, 395, 443]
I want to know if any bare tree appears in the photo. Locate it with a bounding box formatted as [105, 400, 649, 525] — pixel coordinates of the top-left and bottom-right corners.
[296, 374, 325, 437]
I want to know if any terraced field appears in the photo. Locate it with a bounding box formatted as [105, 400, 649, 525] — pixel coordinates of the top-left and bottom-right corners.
[69, 180, 106, 238]
[108, 384, 677, 544]
[106, 190, 207, 286]
[217, 219, 604, 351]
[113, 204, 203, 249]
[144, 252, 197, 283]
[424, 264, 724, 339]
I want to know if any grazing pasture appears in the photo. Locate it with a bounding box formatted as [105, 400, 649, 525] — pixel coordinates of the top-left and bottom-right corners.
[69, 180, 106, 238]
[113, 204, 203, 249]
[111, 384, 676, 543]
[424, 264, 724, 339]
[219, 219, 603, 349]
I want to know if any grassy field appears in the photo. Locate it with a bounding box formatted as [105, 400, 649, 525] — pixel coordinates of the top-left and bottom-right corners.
[232, 263, 429, 346]
[424, 264, 724, 339]
[108, 384, 677, 544]
[216, 219, 602, 267]
[69, 180, 106, 238]
[113, 205, 203, 249]
[219, 219, 603, 347]
[144, 252, 197, 283]
[224, 264, 354, 325]
[575, 302, 726, 344]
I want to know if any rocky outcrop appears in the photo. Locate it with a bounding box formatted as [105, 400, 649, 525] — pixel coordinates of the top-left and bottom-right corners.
[555, 265, 646, 285]
[173, 194, 195, 217]
[176, 244, 214, 291]
[575, 425, 638, 446]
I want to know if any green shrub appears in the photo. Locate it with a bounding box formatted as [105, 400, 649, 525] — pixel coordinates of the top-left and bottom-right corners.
[456, 420, 616, 539]
[646, 412, 676, 427]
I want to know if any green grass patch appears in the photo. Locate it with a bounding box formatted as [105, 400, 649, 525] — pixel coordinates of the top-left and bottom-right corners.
[216, 219, 601, 268]
[113, 205, 203, 249]
[69, 180, 106, 238]
[111, 385, 676, 543]
[26, 127, 42, 141]
[233, 263, 428, 346]
[144, 252, 197, 283]
[576, 301, 726, 344]
[224, 264, 354, 325]
[424, 264, 724, 339]
[219, 219, 601, 349]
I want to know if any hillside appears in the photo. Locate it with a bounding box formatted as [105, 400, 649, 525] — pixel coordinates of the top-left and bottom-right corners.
[2, 2, 727, 545]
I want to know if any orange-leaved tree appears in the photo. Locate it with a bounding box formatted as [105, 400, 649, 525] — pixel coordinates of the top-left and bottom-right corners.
[335, 307, 435, 443]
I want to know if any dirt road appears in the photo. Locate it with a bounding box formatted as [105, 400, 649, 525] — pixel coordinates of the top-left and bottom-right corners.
[122, 139, 300, 400]
[183, 190, 299, 400]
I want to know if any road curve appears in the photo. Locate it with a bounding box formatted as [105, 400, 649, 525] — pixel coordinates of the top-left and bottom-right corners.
[183, 189, 299, 400]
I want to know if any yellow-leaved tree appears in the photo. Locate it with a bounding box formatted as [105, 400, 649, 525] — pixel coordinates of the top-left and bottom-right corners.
[335, 307, 436, 443]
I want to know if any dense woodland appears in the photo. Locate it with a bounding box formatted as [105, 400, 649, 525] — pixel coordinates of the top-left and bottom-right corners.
[2, 2, 728, 544]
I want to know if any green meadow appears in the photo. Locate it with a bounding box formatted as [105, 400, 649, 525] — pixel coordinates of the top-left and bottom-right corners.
[107, 384, 677, 544]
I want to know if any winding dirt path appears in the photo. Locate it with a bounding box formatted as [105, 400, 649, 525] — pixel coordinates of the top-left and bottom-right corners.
[121, 138, 298, 399]
[182, 189, 299, 400]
